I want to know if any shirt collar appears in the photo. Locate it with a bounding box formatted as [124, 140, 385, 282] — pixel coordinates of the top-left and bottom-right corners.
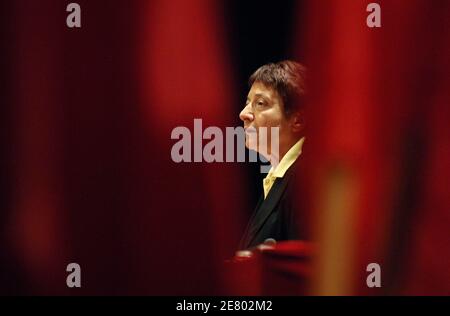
[267, 137, 305, 178]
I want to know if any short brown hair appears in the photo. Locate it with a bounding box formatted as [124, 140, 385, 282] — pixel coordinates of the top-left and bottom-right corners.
[249, 60, 306, 116]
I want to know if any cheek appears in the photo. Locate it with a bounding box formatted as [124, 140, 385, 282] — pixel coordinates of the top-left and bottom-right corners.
[252, 114, 264, 128]
[254, 111, 283, 129]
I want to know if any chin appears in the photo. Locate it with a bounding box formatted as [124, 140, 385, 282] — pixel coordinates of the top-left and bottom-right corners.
[245, 139, 257, 152]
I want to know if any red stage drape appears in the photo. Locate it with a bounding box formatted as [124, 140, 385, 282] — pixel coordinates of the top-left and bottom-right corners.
[299, 0, 450, 295]
[7, 0, 246, 295]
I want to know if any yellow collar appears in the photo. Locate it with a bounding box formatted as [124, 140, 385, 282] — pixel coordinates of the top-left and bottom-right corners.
[263, 137, 305, 199]
[268, 137, 305, 178]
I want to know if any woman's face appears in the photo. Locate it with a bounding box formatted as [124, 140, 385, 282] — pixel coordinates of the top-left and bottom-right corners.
[239, 81, 292, 159]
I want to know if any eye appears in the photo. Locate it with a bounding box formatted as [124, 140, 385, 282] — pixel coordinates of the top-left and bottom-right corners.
[256, 99, 266, 107]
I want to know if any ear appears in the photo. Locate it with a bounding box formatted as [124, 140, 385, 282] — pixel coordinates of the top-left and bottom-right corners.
[290, 110, 305, 133]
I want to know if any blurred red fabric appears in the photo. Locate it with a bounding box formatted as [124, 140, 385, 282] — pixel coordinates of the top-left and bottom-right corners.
[298, 0, 450, 295]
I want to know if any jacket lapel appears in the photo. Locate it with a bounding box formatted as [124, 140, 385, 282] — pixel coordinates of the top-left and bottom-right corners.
[245, 170, 293, 247]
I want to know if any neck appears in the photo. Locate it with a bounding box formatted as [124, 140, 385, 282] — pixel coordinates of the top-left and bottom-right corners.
[269, 137, 299, 169]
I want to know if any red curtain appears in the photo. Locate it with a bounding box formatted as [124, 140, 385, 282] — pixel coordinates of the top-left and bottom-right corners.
[7, 0, 246, 295]
[300, 0, 450, 295]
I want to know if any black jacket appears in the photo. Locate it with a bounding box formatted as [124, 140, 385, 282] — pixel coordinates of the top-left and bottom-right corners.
[238, 158, 309, 250]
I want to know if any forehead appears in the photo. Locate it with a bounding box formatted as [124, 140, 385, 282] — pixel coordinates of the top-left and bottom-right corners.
[248, 81, 281, 100]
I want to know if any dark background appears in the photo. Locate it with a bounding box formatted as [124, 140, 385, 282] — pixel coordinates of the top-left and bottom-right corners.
[224, 0, 304, 208]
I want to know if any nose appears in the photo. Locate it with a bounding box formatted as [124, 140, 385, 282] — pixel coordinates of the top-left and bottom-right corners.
[239, 104, 254, 123]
